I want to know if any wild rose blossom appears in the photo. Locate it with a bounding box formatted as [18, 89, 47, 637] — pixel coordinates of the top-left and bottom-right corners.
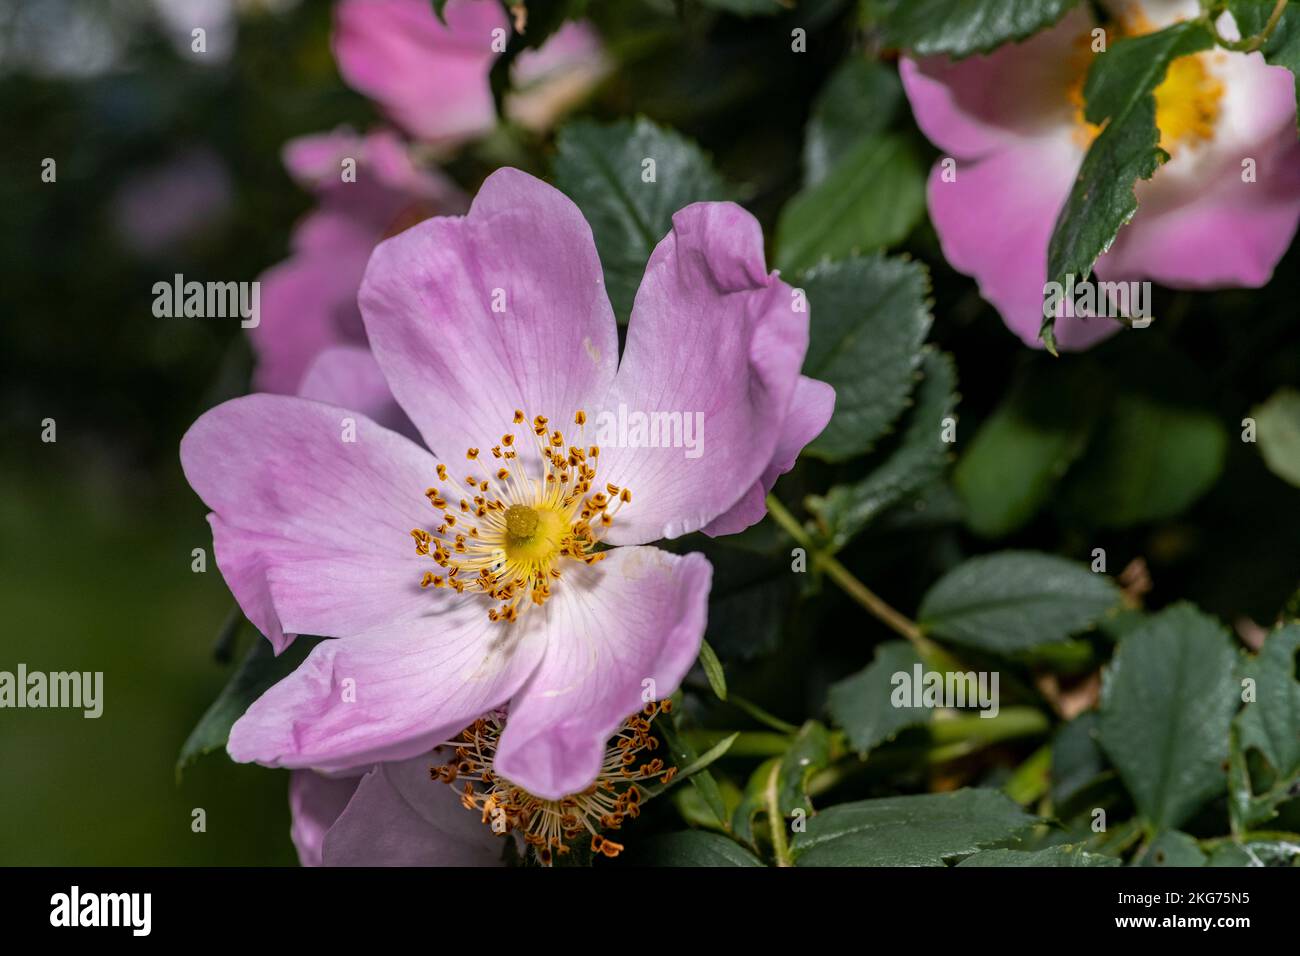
[333, 0, 610, 147]
[291, 705, 675, 866]
[901, 0, 1300, 350]
[180, 168, 834, 801]
[250, 127, 464, 396]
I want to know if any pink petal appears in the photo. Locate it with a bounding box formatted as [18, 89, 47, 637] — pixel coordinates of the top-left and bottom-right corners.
[494, 546, 711, 800]
[593, 202, 813, 544]
[289, 770, 361, 867]
[1100, 55, 1300, 287]
[227, 600, 546, 771]
[898, 6, 1095, 159]
[282, 127, 463, 208]
[505, 20, 611, 133]
[179, 394, 444, 651]
[926, 140, 1121, 350]
[253, 130, 463, 395]
[332, 0, 504, 147]
[359, 167, 618, 459]
[321, 754, 506, 866]
[250, 221, 373, 394]
[298, 345, 416, 439]
[702, 376, 836, 537]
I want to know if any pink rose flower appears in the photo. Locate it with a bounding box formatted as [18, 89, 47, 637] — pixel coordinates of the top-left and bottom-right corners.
[180, 169, 833, 800]
[250, 127, 464, 397]
[901, 0, 1300, 349]
[291, 707, 675, 866]
[333, 0, 610, 147]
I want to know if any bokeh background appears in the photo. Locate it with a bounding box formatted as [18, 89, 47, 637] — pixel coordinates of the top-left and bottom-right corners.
[2, 0, 1298, 865]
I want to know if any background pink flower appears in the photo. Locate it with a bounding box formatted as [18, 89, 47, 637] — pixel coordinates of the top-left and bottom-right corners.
[333, 0, 609, 147]
[249, 127, 465, 394]
[901, 0, 1300, 349]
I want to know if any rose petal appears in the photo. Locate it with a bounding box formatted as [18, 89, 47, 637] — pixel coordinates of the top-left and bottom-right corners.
[298, 345, 417, 439]
[289, 770, 361, 867]
[332, 0, 503, 146]
[249, 221, 373, 394]
[593, 202, 812, 543]
[925, 139, 1122, 350]
[898, 6, 1095, 159]
[321, 754, 507, 866]
[359, 167, 618, 458]
[227, 599, 546, 772]
[494, 546, 711, 800]
[180, 394, 444, 651]
[702, 376, 835, 537]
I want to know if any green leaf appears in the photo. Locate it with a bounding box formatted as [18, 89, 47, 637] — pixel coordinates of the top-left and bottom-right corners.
[873, 0, 1081, 58]
[804, 59, 904, 186]
[696, 0, 788, 16]
[957, 844, 1120, 867]
[697, 639, 727, 701]
[1253, 388, 1300, 487]
[1059, 391, 1227, 528]
[652, 714, 733, 826]
[806, 349, 957, 551]
[1140, 830, 1208, 867]
[1263, 8, 1300, 131]
[690, 537, 795, 662]
[776, 721, 832, 816]
[775, 133, 925, 274]
[792, 789, 1036, 866]
[953, 360, 1103, 537]
[729, 723, 831, 848]
[1097, 604, 1239, 831]
[1051, 712, 1107, 808]
[828, 641, 933, 757]
[1229, 624, 1300, 829]
[800, 255, 933, 461]
[1207, 838, 1300, 866]
[917, 551, 1121, 654]
[1044, 20, 1215, 349]
[731, 757, 775, 846]
[176, 635, 320, 774]
[628, 831, 766, 866]
[552, 118, 730, 320]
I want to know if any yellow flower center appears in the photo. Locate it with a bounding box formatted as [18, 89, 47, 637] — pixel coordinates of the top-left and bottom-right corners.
[1153, 53, 1224, 151]
[1068, 15, 1225, 154]
[409, 409, 632, 624]
[431, 702, 676, 866]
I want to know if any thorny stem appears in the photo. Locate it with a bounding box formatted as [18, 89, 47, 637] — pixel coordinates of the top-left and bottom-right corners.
[765, 494, 930, 649]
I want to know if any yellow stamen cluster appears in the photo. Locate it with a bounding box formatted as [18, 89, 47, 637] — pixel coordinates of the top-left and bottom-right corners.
[1067, 14, 1224, 153]
[410, 409, 632, 623]
[431, 703, 677, 866]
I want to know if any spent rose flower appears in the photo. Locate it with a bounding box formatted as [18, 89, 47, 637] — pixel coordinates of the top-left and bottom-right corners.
[901, 0, 1300, 350]
[291, 706, 675, 866]
[179, 168, 834, 800]
[333, 0, 610, 147]
[250, 127, 464, 395]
